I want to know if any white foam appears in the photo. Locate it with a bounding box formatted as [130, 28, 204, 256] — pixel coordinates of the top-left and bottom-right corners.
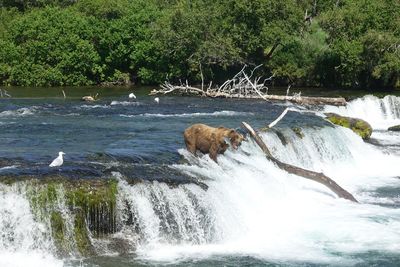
[0, 251, 63, 267]
[0, 107, 36, 117]
[120, 111, 253, 118]
[110, 101, 143, 106]
[79, 104, 109, 109]
[0, 165, 17, 171]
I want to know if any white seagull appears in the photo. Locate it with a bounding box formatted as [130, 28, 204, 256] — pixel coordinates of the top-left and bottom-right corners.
[154, 97, 160, 104]
[128, 93, 136, 99]
[49, 151, 65, 167]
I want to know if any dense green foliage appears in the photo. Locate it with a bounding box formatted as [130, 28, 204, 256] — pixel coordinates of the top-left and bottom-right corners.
[0, 0, 399, 89]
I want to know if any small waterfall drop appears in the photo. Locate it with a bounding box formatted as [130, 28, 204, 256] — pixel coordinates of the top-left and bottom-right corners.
[0, 183, 63, 267]
[324, 95, 400, 129]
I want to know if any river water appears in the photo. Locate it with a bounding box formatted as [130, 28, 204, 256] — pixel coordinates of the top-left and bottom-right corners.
[0, 87, 399, 267]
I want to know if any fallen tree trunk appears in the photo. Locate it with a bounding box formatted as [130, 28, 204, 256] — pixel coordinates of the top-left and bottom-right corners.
[150, 65, 347, 106]
[241, 122, 358, 202]
[263, 95, 346, 106]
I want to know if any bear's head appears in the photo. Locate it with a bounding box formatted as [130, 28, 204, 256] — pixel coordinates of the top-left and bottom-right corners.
[228, 130, 245, 150]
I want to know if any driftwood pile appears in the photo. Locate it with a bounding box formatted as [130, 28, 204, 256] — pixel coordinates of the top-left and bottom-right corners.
[150, 65, 346, 106]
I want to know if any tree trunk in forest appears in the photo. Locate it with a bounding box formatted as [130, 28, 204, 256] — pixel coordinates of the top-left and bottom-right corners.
[241, 122, 358, 203]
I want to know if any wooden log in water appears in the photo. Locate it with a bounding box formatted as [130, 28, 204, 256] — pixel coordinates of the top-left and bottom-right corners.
[263, 94, 347, 106]
[208, 92, 346, 106]
[241, 122, 358, 202]
[150, 88, 346, 106]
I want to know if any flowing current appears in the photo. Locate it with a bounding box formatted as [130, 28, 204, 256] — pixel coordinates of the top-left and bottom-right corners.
[0, 92, 399, 266]
[117, 126, 400, 265]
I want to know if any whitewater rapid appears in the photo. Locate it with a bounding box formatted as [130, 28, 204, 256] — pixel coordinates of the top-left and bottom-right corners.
[116, 125, 400, 264]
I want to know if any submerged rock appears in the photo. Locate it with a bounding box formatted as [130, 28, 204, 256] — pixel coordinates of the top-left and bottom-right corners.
[324, 113, 372, 140]
[291, 127, 305, 139]
[388, 125, 400, 131]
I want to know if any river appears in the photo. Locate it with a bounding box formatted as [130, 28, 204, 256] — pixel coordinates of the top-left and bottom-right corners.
[0, 87, 399, 267]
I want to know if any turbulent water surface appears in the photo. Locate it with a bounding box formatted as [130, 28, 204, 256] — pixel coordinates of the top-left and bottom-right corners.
[0, 87, 400, 267]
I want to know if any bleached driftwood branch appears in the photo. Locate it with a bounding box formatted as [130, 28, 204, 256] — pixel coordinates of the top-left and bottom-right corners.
[150, 65, 347, 106]
[0, 89, 11, 98]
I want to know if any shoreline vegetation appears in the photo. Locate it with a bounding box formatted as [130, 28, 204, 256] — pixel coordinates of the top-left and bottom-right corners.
[0, 0, 399, 90]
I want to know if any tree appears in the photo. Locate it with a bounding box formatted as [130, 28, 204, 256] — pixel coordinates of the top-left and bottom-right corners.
[1, 7, 103, 86]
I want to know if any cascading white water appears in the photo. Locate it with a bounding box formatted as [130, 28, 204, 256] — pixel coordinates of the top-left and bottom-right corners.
[1, 93, 400, 266]
[324, 95, 400, 129]
[117, 179, 216, 246]
[117, 125, 400, 264]
[0, 183, 63, 267]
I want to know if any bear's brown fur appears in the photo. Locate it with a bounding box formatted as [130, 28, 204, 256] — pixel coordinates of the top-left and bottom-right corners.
[183, 123, 245, 162]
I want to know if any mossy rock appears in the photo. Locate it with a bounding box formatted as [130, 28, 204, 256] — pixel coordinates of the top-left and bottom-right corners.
[50, 211, 70, 256]
[388, 125, 400, 131]
[324, 113, 372, 140]
[3, 176, 118, 256]
[291, 127, 304, 139]
[74, 207, 95, 256]
[259, 126, 270, 132]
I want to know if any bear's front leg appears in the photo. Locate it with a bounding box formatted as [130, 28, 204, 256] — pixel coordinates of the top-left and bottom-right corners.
[209, 142, 219, 162]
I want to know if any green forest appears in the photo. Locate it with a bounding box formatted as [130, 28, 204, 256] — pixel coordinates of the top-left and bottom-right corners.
[0, 0, 399, 90]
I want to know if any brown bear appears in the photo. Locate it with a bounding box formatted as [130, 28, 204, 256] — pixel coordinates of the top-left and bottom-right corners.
[183, 123, 245, 162]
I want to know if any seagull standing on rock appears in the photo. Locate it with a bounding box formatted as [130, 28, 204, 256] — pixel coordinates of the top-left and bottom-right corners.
[49, 151, 65, 167]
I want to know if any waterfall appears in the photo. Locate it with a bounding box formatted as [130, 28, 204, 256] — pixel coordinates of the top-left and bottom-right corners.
[0, 183, 63, 267]
[324, 95, 400, 129]
[112, 125, 400, 263]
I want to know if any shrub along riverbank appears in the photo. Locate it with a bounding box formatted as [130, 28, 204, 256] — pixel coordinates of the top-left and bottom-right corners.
[0, 0, 399, 90]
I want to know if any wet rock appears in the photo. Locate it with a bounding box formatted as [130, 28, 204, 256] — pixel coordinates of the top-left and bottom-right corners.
[324, 113, 372, 140]
[388, 125, 400, 131]
[259, 127, 288, 146]
[273, 129, 288, 146]
[291, 127, 305, 139]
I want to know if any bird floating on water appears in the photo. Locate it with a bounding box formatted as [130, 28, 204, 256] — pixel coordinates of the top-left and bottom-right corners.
[154, 97, 160, 104]
[49, 151, 65, 167]
[128, 93, 136, 99]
